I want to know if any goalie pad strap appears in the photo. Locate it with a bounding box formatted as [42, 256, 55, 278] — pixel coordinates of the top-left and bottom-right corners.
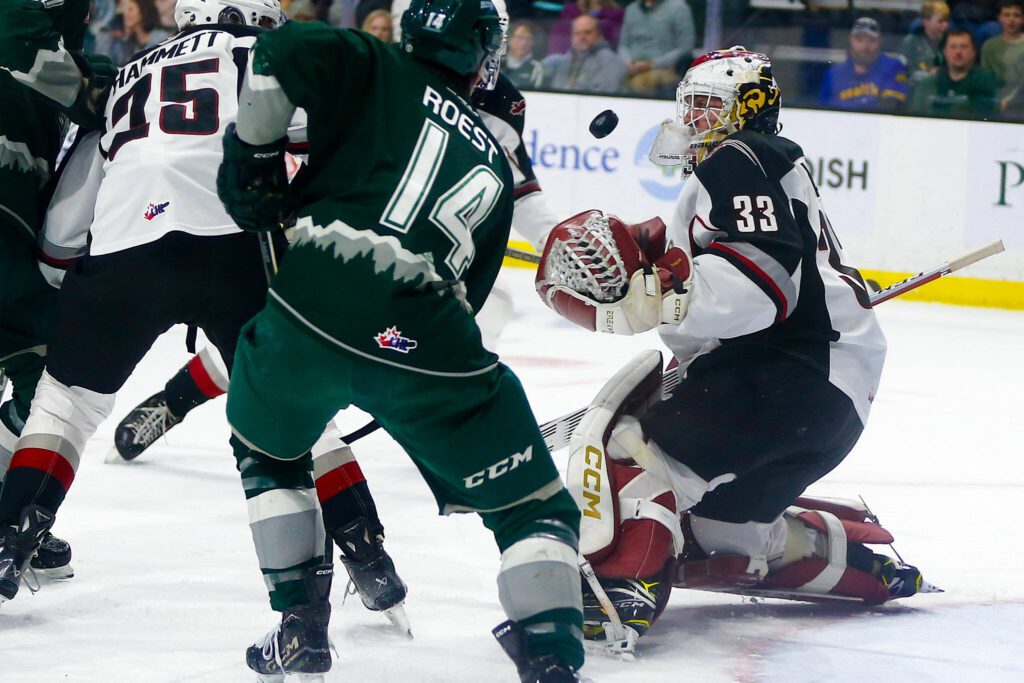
[791, 508, 847, 594]
[620, 497, 684, 556]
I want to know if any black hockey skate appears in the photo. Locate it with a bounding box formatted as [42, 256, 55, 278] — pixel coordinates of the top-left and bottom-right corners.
[582, 577, 661, 640]
[29, 531, 73, 580]
[112, 391, 182, 462]
[874, 554, 940, 598]
[0, 505, 57, 606]
[333, 516, 411, 636]
[493, 620, 584, 683]
[246, 564, 334, 683]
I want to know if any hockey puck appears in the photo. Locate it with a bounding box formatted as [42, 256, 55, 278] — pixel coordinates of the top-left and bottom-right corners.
[589, 110, 619, 139]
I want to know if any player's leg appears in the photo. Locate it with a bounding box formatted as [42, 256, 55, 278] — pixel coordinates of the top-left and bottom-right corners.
[355, 358, 584, 680]
[310, 426, 408, 617]
[0, 232, 70, 585]
[113, 347, 228, 461]
[113, 230, 279, 462]
[225, 305, 344, 679]
[0, 243, 180, 602]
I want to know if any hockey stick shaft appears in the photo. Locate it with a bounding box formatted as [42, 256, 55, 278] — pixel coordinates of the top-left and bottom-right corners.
[867, 240, 1004, 305]
[506, 246, 541, 264]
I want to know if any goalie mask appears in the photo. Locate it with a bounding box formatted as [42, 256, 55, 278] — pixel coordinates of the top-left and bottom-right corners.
[173, 0, 282, 30]
[401, 0, 504, 88]
[649, 47, 781, 176]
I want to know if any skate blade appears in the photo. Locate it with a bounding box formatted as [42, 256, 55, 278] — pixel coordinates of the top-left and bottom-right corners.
[31, 564, 74, 581]
[918, 579, 944, 594]
[254, 675, 325, 683]
[104, 447, 133, 465]
[383, 602, 413, 639]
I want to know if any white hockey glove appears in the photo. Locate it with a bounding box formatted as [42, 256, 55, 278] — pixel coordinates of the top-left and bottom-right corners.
[535, 210, 692, 335]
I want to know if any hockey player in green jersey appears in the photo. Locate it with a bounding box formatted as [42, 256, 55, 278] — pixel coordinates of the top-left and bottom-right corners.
[217, 1, 585, 680]
[0, 0, 116, 594]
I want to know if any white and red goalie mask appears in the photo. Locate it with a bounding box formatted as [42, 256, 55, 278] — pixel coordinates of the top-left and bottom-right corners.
[535, 210, 692, 333]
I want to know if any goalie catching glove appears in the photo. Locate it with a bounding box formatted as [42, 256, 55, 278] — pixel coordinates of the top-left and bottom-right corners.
[535, 210, 692, 335]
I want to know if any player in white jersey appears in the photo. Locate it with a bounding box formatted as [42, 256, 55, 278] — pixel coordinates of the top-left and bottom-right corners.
[535, 48, 934, 649]
[0, 1, 291, 608]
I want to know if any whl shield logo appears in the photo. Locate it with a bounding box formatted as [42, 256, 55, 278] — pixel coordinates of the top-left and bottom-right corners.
[374, 326, 418, 353]
[144, 201, 170, 221]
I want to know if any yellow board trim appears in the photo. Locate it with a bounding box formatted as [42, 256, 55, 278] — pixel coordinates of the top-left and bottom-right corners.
[861, 269, 1024, 311]
[503, 240, 1024, 311]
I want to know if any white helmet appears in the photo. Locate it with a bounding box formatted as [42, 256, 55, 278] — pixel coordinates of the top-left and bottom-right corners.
[650, 47, 781, 175]
[478, 0, 509, 91]
[174, 0, 282, 31]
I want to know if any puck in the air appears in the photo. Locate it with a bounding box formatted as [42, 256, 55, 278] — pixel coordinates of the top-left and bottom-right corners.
[589, 109, 619, 139]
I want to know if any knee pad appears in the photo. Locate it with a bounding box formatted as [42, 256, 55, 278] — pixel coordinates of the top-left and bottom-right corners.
[17, 370, 114, 465]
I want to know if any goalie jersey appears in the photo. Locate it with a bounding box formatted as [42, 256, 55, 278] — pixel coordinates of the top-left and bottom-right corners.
[664, 130, 886, 424]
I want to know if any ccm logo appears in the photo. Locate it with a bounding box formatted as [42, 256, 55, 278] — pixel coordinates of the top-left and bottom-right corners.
[581, 445, 603, 520]
[464, 447, 533, 488]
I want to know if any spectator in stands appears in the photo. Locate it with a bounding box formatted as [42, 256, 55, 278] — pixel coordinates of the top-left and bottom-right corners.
[909, 28, 1001, 116]
[155, 0, 176, 30]
[618, 0, 695, 95]
[901, 1, 952, 84]
[361, 8, 393, 41]
[981, 0, 1024, 85]
[94, 0, 170, 66]
[820, 17, 909, 112]
[547, 0, 625, 55]
[505, 21, 546, 89]
[543, 15, 627, 93]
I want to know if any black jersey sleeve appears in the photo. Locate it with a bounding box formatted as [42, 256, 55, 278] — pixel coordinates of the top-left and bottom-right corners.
[692, 134, 806, 322]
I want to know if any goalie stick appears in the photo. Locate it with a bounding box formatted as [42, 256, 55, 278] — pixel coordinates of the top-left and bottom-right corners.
[537, 239, 1005, 451]
[343, 240, 1005, 450]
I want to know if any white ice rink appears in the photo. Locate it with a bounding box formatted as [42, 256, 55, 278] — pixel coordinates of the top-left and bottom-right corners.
[2, 268, 1022, 682]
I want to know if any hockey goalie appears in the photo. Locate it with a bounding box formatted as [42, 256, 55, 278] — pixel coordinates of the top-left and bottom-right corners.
[535, 48, 939, 652]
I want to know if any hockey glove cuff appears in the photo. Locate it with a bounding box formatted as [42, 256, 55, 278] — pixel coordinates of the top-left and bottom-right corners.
[66, 52, 117, 130]
[217, 123, 290, 233]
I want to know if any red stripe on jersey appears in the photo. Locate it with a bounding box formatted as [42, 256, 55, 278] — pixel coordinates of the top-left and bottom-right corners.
[707, 242, 789, 320]
[188, 354, 226, 398]
[514, 180, 541, 199]
[8, 447, 76, 491]
[314, 461, 366, 503]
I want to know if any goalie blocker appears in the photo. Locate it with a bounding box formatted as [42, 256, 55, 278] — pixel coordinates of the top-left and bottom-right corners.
[535, 210, 692, 335]
[566, 351, 939, 649]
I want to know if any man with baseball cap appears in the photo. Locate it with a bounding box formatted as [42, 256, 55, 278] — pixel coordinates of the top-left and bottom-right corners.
[820, 17, 909, 112]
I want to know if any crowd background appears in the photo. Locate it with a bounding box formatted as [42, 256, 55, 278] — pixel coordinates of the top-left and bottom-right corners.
[84, 0, 1024, 121]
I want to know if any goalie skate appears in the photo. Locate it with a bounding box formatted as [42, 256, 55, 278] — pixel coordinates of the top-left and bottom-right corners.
[109, 391, 182, 463]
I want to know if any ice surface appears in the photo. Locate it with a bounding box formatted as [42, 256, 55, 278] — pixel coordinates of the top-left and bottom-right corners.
[2, 268, 1022, 682]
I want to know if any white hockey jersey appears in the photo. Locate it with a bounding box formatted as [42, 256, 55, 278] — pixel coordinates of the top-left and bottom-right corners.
[661, 131, 886, 424]
[87, 26, 264, 255]
[41, 25, 306, 259]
